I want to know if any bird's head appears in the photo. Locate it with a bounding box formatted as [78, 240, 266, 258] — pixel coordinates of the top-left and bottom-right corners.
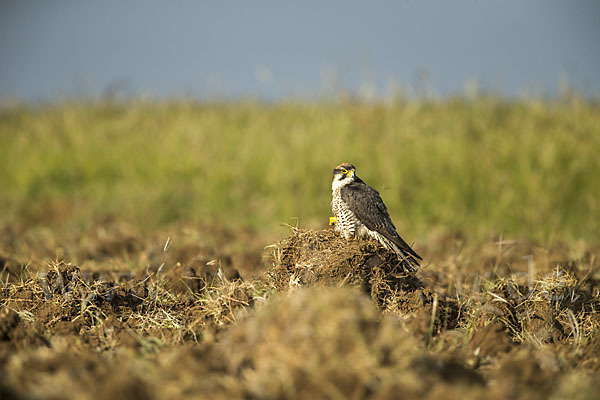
[332, 163, 356, 189]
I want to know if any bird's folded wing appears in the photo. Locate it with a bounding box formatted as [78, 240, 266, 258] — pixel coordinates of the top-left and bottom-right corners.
[341, 182, 422, 261]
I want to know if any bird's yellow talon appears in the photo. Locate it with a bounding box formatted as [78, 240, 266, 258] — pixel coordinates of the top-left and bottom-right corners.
[329, 217, 337, 226]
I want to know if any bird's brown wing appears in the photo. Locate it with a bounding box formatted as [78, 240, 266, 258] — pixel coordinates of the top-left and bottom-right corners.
[341, 180, 422, 261]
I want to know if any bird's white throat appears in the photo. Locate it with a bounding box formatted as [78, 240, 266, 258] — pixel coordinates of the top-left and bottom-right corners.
[331, 175, 353, 192]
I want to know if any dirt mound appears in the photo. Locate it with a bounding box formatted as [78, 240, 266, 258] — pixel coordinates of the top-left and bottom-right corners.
[269, 228, 419, 289]
[268, 228, 461, 339]
[467, 268, 600, 348]
[0, 259, 262, 352]
[217, 287, 484, 399]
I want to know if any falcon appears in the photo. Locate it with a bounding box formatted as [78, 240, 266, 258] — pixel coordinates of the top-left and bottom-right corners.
[330, 163, 421, 268]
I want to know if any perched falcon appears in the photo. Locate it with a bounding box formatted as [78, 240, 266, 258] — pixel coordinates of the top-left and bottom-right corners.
[331, 163, 421, 268]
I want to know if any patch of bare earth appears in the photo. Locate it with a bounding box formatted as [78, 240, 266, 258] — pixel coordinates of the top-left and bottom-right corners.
[0, 224, 599, 399]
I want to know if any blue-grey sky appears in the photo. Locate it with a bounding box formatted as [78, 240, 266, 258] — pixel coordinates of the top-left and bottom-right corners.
[1, 1, 599, 100]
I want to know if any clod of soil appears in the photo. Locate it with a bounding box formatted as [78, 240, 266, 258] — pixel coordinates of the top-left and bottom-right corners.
[217, 287, 485, 399]
[268, 228, 462, 339]
[269, 228, 421, 293]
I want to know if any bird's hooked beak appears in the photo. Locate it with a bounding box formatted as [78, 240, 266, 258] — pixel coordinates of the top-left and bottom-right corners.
[345, 169, 355, 179]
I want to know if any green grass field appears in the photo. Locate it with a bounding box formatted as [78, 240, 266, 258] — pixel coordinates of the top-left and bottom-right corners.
[1, 97, 599, 243]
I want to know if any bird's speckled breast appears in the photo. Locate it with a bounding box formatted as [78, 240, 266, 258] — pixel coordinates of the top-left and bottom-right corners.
[332, 187, 358, 239]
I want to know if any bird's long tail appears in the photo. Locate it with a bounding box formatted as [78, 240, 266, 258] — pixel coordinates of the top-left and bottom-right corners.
[373, 233, 421, 271]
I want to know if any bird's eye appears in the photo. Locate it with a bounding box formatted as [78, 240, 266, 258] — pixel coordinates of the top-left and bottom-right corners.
[341, 168, 347, 174]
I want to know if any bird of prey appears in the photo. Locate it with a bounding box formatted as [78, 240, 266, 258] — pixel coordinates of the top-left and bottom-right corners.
[330, 163, 421, 268]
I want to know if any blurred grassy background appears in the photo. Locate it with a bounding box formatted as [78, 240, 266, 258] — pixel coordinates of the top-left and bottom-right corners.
[0, 97, 598, 243]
